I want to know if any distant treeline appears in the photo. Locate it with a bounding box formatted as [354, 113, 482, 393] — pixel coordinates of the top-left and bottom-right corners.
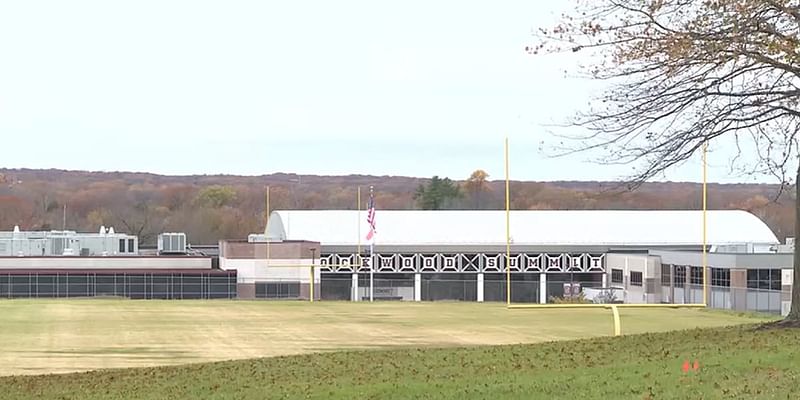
[0, 169, 792, 245]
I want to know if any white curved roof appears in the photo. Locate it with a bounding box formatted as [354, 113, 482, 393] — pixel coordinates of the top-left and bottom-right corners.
[266, 210, 778, 247]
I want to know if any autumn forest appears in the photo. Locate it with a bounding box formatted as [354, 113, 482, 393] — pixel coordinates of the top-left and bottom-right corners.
[0, 168, 793, 246]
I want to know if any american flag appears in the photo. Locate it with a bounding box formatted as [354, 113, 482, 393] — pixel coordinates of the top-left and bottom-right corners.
[366, 191, 376, 241]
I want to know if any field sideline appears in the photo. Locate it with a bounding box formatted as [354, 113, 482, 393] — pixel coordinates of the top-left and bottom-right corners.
[0, 299, 772, 376]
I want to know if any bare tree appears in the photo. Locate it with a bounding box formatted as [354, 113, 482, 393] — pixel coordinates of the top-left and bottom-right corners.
[111, 189, 166, 246]
[533, 0, 800, 324]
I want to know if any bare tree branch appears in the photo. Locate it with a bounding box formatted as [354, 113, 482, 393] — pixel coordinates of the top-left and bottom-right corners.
[535, 0, 800, 321]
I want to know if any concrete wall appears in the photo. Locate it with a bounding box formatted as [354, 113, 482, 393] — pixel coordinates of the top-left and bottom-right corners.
[782, 268, 793, 316]
[237, 283, 256, 300]
[646, 256, 662, 303]
[222, 258, 320, 300]
[219, 240, 323, 300]
[220, 240, 320, 260]
[220, 258, 319, 283]
[605, 253, 661, 303]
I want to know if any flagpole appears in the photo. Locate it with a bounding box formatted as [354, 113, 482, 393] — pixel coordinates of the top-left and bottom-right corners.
[370, 241, 374, 302]
[369, 185, 375, 303]
[357, 186, 362, 302]
[266, 186, 270, 265]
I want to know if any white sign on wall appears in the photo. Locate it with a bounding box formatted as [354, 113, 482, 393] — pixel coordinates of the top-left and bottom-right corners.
[782, 269, 793, 286]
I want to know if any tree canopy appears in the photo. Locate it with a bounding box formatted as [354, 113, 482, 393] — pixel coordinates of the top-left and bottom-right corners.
[0, 169, 794, 249]
[533, 0, 800, 184]
[414, 176, 462, 210]
[464, 170, 491, 209]
[534, 0, 800, 323]
[196, 186, 238, 209]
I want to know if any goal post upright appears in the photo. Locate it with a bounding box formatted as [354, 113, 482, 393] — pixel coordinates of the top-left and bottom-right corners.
[505, 137, 511, 306]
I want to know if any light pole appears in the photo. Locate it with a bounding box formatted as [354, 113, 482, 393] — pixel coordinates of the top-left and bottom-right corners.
[309, 247, 317, 302]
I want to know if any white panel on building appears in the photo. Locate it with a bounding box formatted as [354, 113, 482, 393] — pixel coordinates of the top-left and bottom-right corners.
[0, 229, 138, 257]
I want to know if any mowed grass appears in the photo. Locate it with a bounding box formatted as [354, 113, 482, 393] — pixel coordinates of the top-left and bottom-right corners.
[0, 299, 769, 377]
[2, 323, 798, 399]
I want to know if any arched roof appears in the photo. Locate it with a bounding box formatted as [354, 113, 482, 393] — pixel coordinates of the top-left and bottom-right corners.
[266, 210, 778, 247]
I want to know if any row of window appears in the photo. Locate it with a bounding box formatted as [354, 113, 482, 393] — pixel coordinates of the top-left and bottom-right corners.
[610, 269, 642, 287]
[659, 265, 721, 286]
[747, 269, 782, 291]
[118, 239, 136, 253]
[607, 265, 784, 291]
[659, 265, 782, 290]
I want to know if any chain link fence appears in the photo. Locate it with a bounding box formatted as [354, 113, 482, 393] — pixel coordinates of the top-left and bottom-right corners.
[1, 272, 788, 314]
[0, 273, 237, 299]
[314, 274, 603, 303]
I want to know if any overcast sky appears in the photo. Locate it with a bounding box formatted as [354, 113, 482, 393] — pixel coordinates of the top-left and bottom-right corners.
[0, 0, 773, 183]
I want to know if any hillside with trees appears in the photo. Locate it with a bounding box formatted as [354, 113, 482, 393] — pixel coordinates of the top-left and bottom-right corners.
[0, 168, 793, 245]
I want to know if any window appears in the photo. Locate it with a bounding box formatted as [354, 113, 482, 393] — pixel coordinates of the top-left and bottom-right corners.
[690, 267, 704, 285]
[661, 264, 671, 286]
[674, 266, 686, 287]
[127, 239, 135, 253]
[747, 269, 782, 291]
[255, 282, 301, 299]
[630, 271, 643, 287]
[611, 269, 623, 284]
[711, 268, 730, 287]
[119, 239, 126, 253]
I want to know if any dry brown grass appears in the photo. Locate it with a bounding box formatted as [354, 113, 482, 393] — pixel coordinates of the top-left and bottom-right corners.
[0, 299, 770, 376]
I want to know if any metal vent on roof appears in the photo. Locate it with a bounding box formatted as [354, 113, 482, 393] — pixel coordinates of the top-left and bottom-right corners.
[158, 233, 187, 255]
[50, 237, 67, 256]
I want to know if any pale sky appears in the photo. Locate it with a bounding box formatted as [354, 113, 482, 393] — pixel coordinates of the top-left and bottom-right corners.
[0, 0, 774, 183]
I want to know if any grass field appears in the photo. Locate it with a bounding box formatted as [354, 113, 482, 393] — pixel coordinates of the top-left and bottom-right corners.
[0, 299, 771, 377]
[1, 319, 797, 398]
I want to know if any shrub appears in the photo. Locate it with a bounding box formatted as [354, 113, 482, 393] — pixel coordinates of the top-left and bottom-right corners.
[549, 292, 591, 304]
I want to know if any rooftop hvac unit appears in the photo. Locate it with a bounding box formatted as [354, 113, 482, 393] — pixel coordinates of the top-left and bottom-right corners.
[158, 233, 187, 255]
[787, 237, 795, 247]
